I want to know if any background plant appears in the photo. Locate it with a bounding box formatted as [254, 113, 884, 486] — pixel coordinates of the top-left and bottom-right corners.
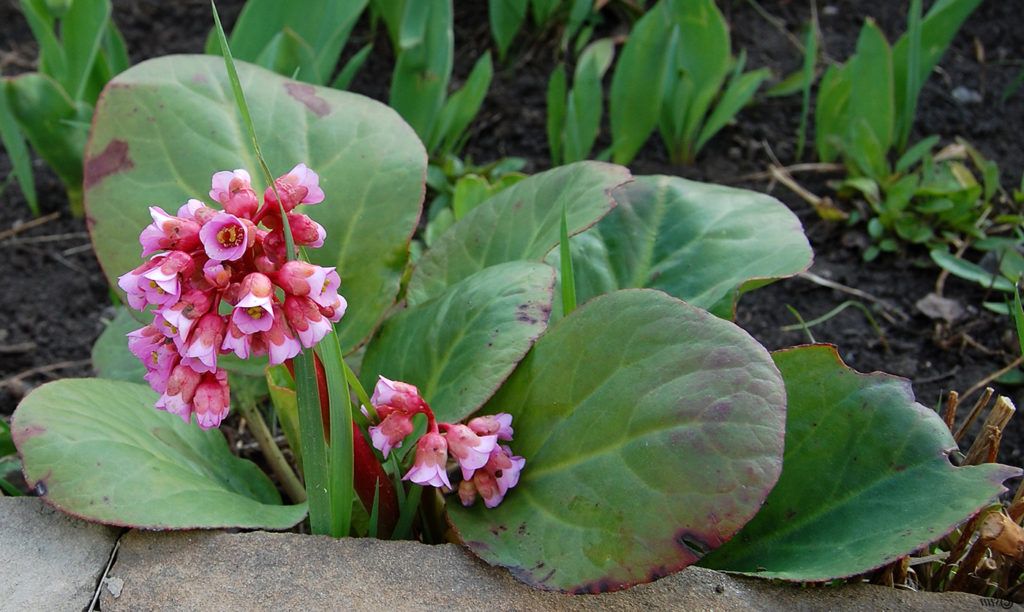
[609, 0, 769, 165]
[203, 0, 371, 88]
[546, 37, 615, 165]
[1, 0, 128, 216]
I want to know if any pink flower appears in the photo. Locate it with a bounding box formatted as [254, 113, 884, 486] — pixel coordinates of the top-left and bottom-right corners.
[203, 259, 231, 288]
[369, 412, 415, 458]
[275, 261, 329, 297]
[193, 370, 230, 429]
[210, 169, 259, 218]
[282, 295, 331, 348]
[128, 325, 178, 393]
[139, 206, 201, 256]
[287, 213, 327, 248]
[489, 446, 526, 497]
[371, 376, 428, 413]
[403, 432, 451, 489]
[260, 304, 301, 365]
[155, 364, 202, 423]
[221, 319, 252, 359]
[176, 198, 206, 220]
[231, 273, 275, 334]
[159, 289, 214, 347]
[472, 470, 503, 508]
[467, 413, 514, 441]
[264, 163, 325, 212]
[446, 424, 498, 480]
[199, 212, 250, 261]
[117, 260, 158, 309]
[183, 312, 226, 372]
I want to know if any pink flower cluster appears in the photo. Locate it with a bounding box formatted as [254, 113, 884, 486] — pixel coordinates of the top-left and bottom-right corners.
[367, 376, 525, 508]
[119, 165, 346, 429]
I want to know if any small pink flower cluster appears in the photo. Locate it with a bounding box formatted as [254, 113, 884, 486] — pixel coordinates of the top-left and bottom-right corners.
[119, 165, 346, 429]
[367, 376, 525, 508]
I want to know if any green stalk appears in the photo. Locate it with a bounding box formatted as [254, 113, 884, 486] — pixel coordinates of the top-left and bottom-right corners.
[211, 0, 330, 532]
[317, 328, 354, 537]
[393, 484, 423, 540]
[237, 396, 307, 504]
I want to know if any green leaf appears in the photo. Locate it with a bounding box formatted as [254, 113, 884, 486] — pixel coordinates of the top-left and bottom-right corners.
[361, 262, 555, 423]
[892, 0, 981, 146]
[330, 42, 373, 90]
[451, 174, 491, 220]
[563, 38, 614, 163]
[389, 0, 453, 142]
[0, 80, 38, 215]
[930, 249, 1015, 292]
[430, 51, 493, 156]
[895, 134, 939, 173]
[4, 73, 87, 200]
[254, 29, 320, 83]
[489, 0, 527, 60]
[0, 419, 14, 458]
[92, 307, 147, 383]
[897, 0, 923, 152]
[18, 0, 66, 83]
[448, 289, 786, 592]
[61, 0, 111, 101]
[84, 56, 426, 354]
[530, 0, 559, 25]
[609, 2, 675, 164]
[407, 161, 630, 305]
[701, 345, 1020, 580]
[545, 63, 567, 165]
[224, 0, 368, 84]
[12, 378, 308, 529]
[847, 20, 894, 156]
[665, 0, 731, 153]
[814, 63, 852, 162]
[694, 66, 769, 155]
[551, 176, 812, 319]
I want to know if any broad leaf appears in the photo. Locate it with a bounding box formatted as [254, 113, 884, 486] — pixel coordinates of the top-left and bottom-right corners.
[701, 345, 1020, 580]
[449, 289, 786, 592]
[362, 262, 555, 423]
[407, 161, 630, 305]
[84, 55, 426, 353]
[12, 378, 307, 529]
[549, 176, 812, 319]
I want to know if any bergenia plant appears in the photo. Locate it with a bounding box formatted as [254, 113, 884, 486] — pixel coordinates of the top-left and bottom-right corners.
[11, 29, 1019, 599]
[118, 165, 342, 429]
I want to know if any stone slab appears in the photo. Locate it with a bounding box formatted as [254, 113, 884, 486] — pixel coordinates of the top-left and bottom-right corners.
[0, 496, 120, 612]
[102, 529, 1000, 611]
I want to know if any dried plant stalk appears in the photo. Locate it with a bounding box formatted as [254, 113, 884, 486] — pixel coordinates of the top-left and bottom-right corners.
[955, 387, 995, 443]
[944, 390, 960, 432]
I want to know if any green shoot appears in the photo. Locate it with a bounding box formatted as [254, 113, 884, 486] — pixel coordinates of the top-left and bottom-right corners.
[559, 200, 577, 316]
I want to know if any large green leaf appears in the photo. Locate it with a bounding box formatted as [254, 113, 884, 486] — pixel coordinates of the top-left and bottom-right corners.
[361, 262, 555, 423]
[448, 289, 786, 592]
[84, 55, 426, 353]
[701, 345, 1020, 581]
[407, 161, 630, 305]
[12, 378, 307, 529]
[549, 176, 812, 319]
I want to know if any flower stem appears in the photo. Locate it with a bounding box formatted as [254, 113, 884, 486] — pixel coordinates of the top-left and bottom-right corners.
[237, 398, 307, 504]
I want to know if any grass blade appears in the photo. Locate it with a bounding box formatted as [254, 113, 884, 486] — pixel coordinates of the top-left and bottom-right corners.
[898, 0, 922, 152]
[212, 0, 331, 533]
[796, 15, 818, 160]
[318, 328, 354, 538]
[545, 63, 567, 165]
[331, 42, 373, 90]
[559, 200, 577, 317]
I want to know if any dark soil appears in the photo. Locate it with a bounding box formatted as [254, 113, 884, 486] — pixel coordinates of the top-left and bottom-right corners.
[2, 0, 1024, 462]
